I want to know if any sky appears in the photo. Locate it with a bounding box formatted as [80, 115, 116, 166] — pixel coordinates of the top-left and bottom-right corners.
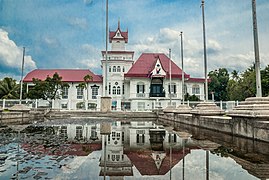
[0, 0, 269, 80]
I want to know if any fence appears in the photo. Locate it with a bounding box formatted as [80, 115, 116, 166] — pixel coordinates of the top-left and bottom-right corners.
[0, 99, 239, 112]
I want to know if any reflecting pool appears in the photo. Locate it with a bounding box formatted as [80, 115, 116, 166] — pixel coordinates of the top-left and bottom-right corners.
[0, 118, 268, 179]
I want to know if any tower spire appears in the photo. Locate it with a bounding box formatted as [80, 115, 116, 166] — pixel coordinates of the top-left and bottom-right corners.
[118, 18, 120, 29]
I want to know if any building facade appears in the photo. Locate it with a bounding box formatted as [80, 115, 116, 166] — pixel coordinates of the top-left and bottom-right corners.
[23, 22, 205, 111]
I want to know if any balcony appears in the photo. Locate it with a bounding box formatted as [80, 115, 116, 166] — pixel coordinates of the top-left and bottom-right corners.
[136, 93, 145, 97]
[149, 93, 165, 97]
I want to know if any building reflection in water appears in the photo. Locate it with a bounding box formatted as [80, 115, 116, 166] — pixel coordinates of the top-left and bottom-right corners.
[32, 120, 269, 179]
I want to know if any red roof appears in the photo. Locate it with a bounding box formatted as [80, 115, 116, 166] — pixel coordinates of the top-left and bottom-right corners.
[125, 53, 190, 79]
[186, 77, 209, 83]
[126, 149, 190, 175]
[109, 27, 128, 43]
[23, 69, 102, 83]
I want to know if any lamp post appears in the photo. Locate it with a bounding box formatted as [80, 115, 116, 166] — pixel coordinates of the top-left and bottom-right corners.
[252, 0, 262, 97]
[180, 32, 184, 104]
[201, 0, 208, 101]
[19, 47, 25, 105]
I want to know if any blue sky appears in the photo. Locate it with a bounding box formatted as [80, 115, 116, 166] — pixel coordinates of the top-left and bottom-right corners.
[0, 0, 268, 80]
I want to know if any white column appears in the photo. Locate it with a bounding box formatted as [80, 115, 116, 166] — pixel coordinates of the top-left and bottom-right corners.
[116, 99, 121, 111]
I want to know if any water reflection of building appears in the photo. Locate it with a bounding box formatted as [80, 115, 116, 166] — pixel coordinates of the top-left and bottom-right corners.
[98, 121, 194, 177]
[99, 121, 133, 179]
[55, 123, 101, 142]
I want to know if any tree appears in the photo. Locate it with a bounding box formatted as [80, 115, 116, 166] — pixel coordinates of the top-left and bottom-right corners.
[78, 74, 93, 101]
[184, 93, 200, 101]
[0, 77, 20, 99]
[227, 65, 256, 101]
[208, 68, 229, 101]
[27, 73, 69, 100]
[261, 65, 269, 96]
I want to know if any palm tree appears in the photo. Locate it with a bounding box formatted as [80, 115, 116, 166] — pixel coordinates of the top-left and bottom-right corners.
[0, 77, 20, 99]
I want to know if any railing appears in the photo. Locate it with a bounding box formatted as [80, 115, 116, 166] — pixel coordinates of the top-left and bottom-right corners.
[0, 99, 239, 112]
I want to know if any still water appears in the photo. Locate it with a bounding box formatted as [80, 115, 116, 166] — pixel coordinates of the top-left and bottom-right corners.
[0, 118, 268, 180]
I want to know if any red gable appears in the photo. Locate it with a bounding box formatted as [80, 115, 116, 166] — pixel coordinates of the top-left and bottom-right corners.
[23, 69, 102, 83]
[109, 22, 128, 43]
[125, 53, 190, 79]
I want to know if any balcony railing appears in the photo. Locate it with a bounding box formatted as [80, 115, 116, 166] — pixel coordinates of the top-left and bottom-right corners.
[136, 93, 145, 97]
[149, 93, 165, 97]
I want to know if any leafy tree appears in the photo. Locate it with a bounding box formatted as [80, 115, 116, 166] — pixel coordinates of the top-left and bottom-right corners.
[78, 74, 93, 101]
[227, 65, 256, 101]
[261, 65, 269, 96]
[27, 73, 69, 100]
[184, 93, 200, 101]
[208, 68, 229, 101]
[0, 77, 20, 99]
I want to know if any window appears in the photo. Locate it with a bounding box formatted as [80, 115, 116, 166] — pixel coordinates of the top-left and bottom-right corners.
[76, 126, 83, 140]
[109, 83, 111, 95]
[168, 83, 176, 94]
[117, 86, 121, 95]
[109, 66, 111, 72]
[62, 86, 69, 99]
[77, 86, 83, 99]
[112, 132, 116, 140]
[136, 130, 145, 144]
[60, 126, 67, 138]
[168, 133, 177, 143]
[123, 66, 125, 72]
[91, 126, 97, 139]
[138, 102, 145, 111]
[137, 83, 145, 93]
[117, 66, 121, 72]
[113, 66, 116, 72]
[91, 85, 99, 99]
[122, 83, 124, 95]
[112, 86, 116, 95]
[184, 84, 188, 94]
[192, 84, 200, 94]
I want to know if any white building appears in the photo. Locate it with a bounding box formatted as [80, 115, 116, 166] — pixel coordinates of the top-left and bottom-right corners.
[23, 21, 205, 111]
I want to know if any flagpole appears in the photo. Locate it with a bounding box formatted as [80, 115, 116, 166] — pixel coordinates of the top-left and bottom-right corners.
[201, 0, 208, 101]
[169, 48, 172, 106]
[180, 32, 184, 104]
[252, 0, 262, 97]
[19, 47, 25, 104]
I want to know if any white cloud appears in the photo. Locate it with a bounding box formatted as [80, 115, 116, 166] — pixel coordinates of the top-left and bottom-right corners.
[0, 29, 37, 73]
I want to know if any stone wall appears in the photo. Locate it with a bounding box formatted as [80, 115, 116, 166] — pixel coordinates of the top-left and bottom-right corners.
[158, 113, 269, 143]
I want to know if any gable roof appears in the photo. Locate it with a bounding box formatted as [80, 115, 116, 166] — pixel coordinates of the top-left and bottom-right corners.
[109, 23, 128, 43]
[23, 69, 102, 83]
[125, 53, 190, 79]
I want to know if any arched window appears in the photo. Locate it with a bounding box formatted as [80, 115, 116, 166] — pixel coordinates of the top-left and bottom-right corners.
[117, 66, 121, 72]
[109, 66, 111, 72]
[113, 66, 116, 72]
[192, 84, 200, 94]
[117, 86, 121, 94]
[112, 86, 116, 94]
[122, 66, 125, 72]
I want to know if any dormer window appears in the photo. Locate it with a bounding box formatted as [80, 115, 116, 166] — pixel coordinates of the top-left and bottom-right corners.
[117, 32, 120, 36]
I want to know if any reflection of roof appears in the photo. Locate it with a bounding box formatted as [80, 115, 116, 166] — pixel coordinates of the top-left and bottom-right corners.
[125, 53, 190, 79]
[125, 149, 190, 175]
[23, 69, 102, 83]
[21, 143, 102, 156]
